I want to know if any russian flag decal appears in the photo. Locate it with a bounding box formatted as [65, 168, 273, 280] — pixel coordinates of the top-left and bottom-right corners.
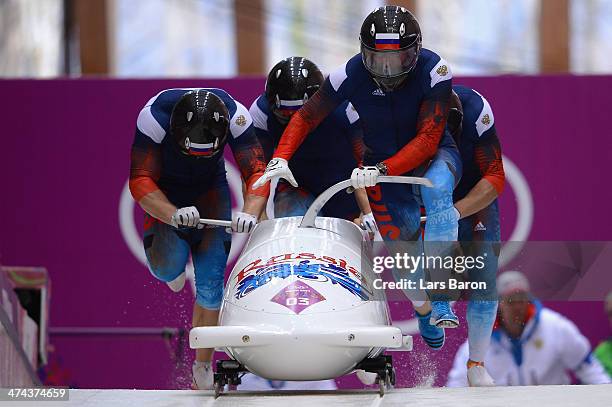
[187, 139, 215, 156]
[375, 33, 400, 50]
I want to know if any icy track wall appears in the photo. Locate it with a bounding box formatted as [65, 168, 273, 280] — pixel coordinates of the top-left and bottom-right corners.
[0, 76, 610, 389]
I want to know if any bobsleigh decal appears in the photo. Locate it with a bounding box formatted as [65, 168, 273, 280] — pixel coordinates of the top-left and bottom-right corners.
[234, 255, 371, 300]
[236, 253, 362, 283]
[270, 280, 326, 314]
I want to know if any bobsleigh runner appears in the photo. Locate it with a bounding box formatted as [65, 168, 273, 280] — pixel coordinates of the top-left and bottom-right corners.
[191, 176, 433, 397]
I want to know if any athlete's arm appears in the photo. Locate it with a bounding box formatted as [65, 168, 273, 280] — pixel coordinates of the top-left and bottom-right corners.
[454, 131, 505, 219]
[129, 132, 177, 224]
[342, 104, 373, 214]
[137, 190, 177, 224]
[556, 314, 611, 384]
[242, 193, 268, 221]
[353, 188, 371, 214]
[249, 98, 275, 162]
[254, 128, 275, 162]
[274, 79, 343, 161]
[574, 355, 612, 384]
[383, 85, 451, 175]
[346, 115, 375, 216]
[229, 125, 269, 218]
[344, 103, 365, 166]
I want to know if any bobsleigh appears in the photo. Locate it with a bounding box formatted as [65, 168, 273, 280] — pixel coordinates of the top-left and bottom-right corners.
[190, 176, 432, 396]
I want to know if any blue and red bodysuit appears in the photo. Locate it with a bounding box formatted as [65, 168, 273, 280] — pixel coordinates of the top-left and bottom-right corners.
[129, 87, 267, 309]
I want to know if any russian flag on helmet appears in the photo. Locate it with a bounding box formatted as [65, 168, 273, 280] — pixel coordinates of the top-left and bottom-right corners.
[185, 137, 216, 156]
[375, 33, 400, 50]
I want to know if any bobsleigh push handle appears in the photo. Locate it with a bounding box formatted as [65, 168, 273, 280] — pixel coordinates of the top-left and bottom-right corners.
[198, 218, 232, 228]
[299, 175, 433, 228]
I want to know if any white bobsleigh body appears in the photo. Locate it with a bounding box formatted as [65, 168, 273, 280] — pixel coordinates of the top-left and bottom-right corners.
[190, 216, 410, 380]
[190, 177, 427, 381]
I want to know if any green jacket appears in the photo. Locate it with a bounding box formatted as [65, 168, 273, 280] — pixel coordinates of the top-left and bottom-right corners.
[595, 339, 612, 377]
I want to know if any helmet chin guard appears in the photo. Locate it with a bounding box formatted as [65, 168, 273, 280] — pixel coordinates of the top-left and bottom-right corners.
[170, 90, 229, 158]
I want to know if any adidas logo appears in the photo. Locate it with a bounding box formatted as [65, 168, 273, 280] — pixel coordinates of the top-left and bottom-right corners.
[474, 222, 486, 232]
[371, 88, 385, 96]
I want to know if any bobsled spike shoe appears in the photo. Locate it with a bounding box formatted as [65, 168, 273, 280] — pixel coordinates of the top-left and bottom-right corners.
[467, 361, 495, 387]
[356, 369, 377, 385]
[167, 272, 186, 293]
[417, 310, 445, 350]
[430, 301, 459, 328]
[191, 361, 213, 390]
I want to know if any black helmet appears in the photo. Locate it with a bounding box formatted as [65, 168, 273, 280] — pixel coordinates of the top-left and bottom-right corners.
[170, 90, 229, 158]
[359, 6, 422, 91]
[265, 57, 324, 124]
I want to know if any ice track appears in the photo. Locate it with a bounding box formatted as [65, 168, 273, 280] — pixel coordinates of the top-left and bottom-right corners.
[10, 384, 612, 407]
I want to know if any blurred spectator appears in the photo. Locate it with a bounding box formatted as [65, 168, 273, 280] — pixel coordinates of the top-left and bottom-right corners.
[594, 291, 612, 376]
[447, 271, 610, 386]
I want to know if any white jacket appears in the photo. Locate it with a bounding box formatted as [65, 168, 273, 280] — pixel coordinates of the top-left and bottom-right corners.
[447, 304, 610, 386]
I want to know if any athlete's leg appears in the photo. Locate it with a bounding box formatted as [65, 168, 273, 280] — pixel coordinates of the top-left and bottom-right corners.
[366, 183, 445, 349]
[461, 201, 500, 368]
[191, 181, 232, 358]
[368, 183, 422, 241]
[419, 140, 462, 242]
[188, 180, 232, 389]
[142, 213, 191, 285]
[143, 211, 216, 387]
[418, 140, 463, 327]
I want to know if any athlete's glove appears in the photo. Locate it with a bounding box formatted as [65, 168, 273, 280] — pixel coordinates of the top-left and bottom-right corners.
[232, 211, 258, 233]
[170, 206, 203, 229]
[361, 212, 379, 235]
[252, 158, 298, 189]
[453, 206, 462, 220]
[350, 166, 380, 189]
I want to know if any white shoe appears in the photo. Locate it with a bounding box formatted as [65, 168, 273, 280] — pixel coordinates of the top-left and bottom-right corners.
[192, 361, 213, 390]
[467, 364, 495, 387]
[166, 272, 186, 292]
[356, 369, 377, 385]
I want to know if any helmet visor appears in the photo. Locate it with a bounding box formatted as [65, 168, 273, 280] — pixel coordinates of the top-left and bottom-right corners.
[361, 45, 418, 78]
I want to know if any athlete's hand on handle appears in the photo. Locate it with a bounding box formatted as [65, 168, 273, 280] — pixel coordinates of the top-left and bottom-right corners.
[253, 158, 298, 189]
[361, 212, 379, 235]
[350, 166, 380, 189]
[232, 211, 258, 233]
[171, 206, 203, 229]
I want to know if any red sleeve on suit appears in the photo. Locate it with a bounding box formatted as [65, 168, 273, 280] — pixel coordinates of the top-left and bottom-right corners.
[129, 142, 161, 201]
[274, 84, 341, 161]
[231, 128, 270, 197]
[475, 132, 505, 195]
[383, 93, 450, 176]
[351, 136, 365, 167]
